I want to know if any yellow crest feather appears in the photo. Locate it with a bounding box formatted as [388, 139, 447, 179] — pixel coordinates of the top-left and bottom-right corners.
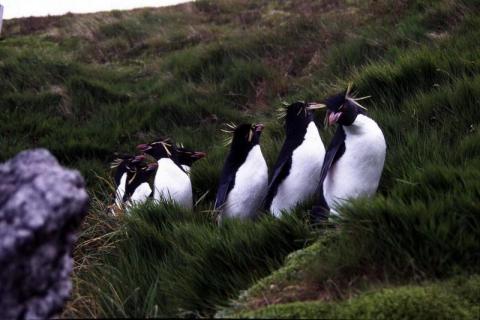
[221, 122, 237, 147]
[345, 82, 370, 110]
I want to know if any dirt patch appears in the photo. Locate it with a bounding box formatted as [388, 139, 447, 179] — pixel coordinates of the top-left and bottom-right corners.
[245, 282, 323, 310]
[4, 15, 64, 36]
[291, 0, 343, 17]
[242, 266, 385, 312]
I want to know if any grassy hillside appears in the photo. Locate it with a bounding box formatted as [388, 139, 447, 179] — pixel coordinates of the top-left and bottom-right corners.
[1, 0, 480, 318]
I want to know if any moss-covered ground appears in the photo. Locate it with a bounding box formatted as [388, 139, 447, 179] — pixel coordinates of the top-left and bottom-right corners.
[233, 275, 480, 319]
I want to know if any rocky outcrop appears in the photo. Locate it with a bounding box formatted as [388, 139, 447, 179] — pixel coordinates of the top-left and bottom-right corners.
[0, 149, 89, 319]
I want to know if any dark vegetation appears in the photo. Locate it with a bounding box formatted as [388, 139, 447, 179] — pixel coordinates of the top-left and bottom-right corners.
[88, 203, 312, 317]
[1, 0, 479, 318]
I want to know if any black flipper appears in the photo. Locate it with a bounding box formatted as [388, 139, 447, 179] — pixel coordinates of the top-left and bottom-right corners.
[214, 161, 238, 210]
[263, 142, 295, 210]
[312, 126, 346, 222]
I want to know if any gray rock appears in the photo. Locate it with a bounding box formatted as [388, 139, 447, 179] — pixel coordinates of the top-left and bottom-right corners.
[0, 149, 89, 320]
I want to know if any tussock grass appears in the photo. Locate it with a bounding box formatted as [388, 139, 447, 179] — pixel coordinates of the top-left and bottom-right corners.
[81, 202, 312, 317]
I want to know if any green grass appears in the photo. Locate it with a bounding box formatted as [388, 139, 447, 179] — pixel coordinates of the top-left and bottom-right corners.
[2, 0, 480, 318]
[79, 202, 312, 317]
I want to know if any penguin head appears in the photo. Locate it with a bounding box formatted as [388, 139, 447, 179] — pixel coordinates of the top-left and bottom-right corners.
[325, 86, 368, 126]
[284, 102, 314, 135]
[112, 154, 145, 173]
[125, 161, 158, 195]
[136, 162, 158, 180]
[112, 154, 144, 186]
[111, 154, 134, 172]
[113, 153, 134, 161]
[176, 147, 207, 167]
[230, 123, 264, 152]
[124, 155, 146, 171]
[144, 161, 159, 173]
[123, 155, 144, 181]
[137, 138, 175, 160]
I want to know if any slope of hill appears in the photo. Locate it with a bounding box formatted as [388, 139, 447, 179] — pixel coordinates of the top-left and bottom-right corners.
[1, 0, 479, 318]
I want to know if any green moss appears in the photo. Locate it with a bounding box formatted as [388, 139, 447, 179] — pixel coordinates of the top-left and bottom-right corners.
[215, 232, 338, 318]
[238, 301, 332, 319]
[448, 275, 480, 306]
[244, 234, 335, 297]
[335, 286, 472, 320]
[233, 276, 480, 319]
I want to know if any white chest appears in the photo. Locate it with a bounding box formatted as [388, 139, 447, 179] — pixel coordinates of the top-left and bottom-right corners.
[270, 122, 326, 217]
[181, 165, 191, 174]
[154, 158, 193, 209]
[128, 183, 152, 204]
[324, 115, 386, 211]
[224, 145, 268, 219]
[124, 182, 153, 215]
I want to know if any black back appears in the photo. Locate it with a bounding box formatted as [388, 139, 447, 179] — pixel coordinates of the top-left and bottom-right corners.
[214, 124, 261, 210]
[264, 102, 314, 210]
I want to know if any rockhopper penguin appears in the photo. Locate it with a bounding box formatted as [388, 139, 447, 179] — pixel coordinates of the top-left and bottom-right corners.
[111, 154, 144, 212]
[312, 86, 386, 220]
[137, 139, 195, 209]
[123, 160, 158, 209]
[264, 102, 326, 217]
[215, 123, 268, 220]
